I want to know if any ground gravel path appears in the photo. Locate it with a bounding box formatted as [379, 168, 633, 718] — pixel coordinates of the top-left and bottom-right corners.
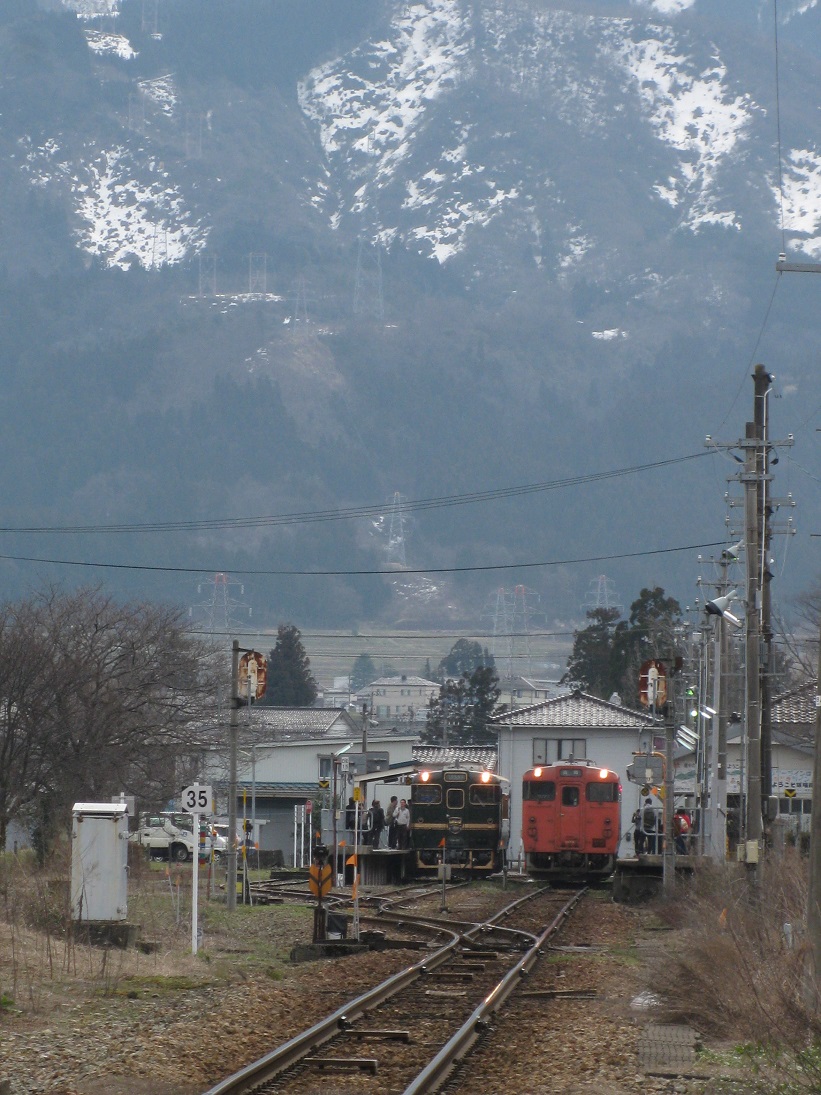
[0, 878, 746, 1095]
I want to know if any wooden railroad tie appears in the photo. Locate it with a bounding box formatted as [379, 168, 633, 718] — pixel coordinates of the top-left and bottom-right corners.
[345, 1029, 411, 1043]
[519, 989, 598, 1000]
[304, 1057, 378, 1074]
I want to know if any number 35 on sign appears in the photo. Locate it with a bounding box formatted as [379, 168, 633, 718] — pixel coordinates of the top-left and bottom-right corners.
[181, 784, 213, 814]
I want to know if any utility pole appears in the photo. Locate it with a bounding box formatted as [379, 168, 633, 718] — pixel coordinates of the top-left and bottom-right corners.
[806, 620, 821, 1007]
[743, 418, 762, 879]
[228, 640, 239, 913]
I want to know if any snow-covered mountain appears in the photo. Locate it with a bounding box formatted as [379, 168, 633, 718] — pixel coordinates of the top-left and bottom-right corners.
[2, 0, 820, 627]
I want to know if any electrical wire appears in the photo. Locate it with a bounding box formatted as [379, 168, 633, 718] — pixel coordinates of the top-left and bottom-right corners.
[0, 452, 713, 535]
[0, 539, 729, 577]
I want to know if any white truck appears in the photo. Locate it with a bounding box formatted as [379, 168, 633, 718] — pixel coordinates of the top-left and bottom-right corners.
[129, 813, 209, 862]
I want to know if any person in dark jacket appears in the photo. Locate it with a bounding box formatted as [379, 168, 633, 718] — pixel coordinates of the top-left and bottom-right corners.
[369, 800, 386, 849]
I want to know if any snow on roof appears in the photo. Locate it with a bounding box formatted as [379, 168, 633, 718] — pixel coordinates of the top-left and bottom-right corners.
[489, 689, 657, 728]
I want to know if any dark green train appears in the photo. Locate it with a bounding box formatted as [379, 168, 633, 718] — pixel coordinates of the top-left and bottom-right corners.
[409, 766, 510, 877]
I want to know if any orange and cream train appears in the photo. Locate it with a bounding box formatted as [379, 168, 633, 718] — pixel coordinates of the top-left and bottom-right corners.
[522, 760, 621, 879]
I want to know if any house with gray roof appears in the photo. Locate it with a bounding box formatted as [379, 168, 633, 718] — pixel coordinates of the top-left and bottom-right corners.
[203, 707, 416, 863]
[489, 689, 660, 865]
[356, 674, 439, 723]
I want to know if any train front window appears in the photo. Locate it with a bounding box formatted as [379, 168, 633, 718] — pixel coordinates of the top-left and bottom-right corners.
[446, 788, 465, 810]
[523, 780, 555, 802]
[469, 784, 498, 806]
[415, 785, 442, 805]
[587, 782, 619, 803]
[562, 786, 580, 807]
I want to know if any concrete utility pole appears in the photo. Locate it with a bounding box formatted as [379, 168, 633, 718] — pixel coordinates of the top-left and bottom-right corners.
[743, 419, 763, 879]
[806, 623, 821, 1007]
[228, 639, 239, 913]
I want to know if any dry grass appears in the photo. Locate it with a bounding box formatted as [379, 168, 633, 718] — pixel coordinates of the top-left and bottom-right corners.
[649, 849, 821, 1092]
[0, 846, 311, 1019]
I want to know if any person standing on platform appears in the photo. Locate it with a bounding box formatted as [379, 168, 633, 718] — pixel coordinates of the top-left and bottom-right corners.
[642, 797, 658, 854]
[369, 800, 385, 849]
[396, 798, 411, 849]
[632, 805, 645, 856]
[385, 795, 399, 848]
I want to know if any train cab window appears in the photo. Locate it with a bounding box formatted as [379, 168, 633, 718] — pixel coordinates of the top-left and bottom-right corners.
[523, 780, 555, 802]
[446, 788, 465, 810]
[414, 785, 442, 805]
[587, 782, 619, 803]
[469, 784, 499, 806]
[561, 786, 580, 807]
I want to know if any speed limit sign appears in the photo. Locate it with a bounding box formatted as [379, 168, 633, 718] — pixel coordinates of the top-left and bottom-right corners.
[180, 784, 213, 814]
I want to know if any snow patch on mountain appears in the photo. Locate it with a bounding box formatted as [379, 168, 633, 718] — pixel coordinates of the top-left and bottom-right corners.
[631, 0, 696, 13]
[83, 29, 136, 59]
[611, 30, 756, 230]
[778, 148, 821, 257]
[299, 0, 468, 192]
[59, 0, 120, 19]
[20, 138, 207, 270]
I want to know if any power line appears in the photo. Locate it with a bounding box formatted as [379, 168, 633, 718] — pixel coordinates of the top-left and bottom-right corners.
[0, 539, 729, 577]
[0, 452, 713, 536]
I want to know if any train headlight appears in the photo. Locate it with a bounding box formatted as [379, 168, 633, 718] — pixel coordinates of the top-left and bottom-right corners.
[599, 769, 609, 779]
[533, 767, 542, 778]
[420, 771, 430, 782]
[481, 771, 490, 783]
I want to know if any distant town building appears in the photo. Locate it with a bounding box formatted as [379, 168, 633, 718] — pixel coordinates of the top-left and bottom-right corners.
[356, 675, 439, 723]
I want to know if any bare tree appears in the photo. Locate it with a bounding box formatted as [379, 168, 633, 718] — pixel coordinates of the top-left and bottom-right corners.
[0, 586, 219, 852]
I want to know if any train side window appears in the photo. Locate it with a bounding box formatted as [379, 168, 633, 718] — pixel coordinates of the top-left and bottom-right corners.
[446, 788, 465, 810]
[587, 782, 619, 803]
[469, 784, 498, 806]
[414, 785, 442, 805]
[523, 780, 555, 802]
[562, 786, 579, 807]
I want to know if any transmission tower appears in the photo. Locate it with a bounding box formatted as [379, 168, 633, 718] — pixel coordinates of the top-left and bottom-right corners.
[249, 253, 267, 294]
[582, 574, 623, 615]
[386, 492, 407, 567]
[487, 587, 514, 676]
[184, 113, 204, 159]
[141, 0, 159, 35]
[484, 585, 538, 679]
[198, 252, 217, 297]
[353, 238, 384, 323]
[190, 573, 251, 638]
[292, 274, 311, 323]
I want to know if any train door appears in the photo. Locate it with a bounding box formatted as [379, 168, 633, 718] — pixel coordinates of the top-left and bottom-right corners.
[558, 780, 583, 849]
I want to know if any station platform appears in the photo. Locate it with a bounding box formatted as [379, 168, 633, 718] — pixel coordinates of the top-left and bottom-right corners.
[336, 846, 413, 887]
[613, 852, 698, 903]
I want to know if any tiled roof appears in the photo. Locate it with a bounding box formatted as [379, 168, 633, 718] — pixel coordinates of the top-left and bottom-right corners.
[249, 707, 360, 740]
[772, 682, 816, 725]
[360, 676, 439, 689]
[413, 745, 497, 772]
[212, 780, 318, 797]
[489, 688, 657, 729]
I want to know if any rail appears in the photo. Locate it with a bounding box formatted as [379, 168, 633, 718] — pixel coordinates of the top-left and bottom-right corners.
[199, 884, 579, 1095]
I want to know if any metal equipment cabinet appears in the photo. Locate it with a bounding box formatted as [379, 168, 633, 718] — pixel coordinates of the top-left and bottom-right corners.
[71, 802, 129, 922]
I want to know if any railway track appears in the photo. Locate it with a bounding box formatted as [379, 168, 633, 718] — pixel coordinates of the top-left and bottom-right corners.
[199, 884, 586, 1095]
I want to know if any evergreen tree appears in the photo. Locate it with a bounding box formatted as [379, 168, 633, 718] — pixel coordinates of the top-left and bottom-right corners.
[350, 652, 377, 692]
[561, 588, 684, 704]
[561, 607, 624, 700]
[261, 624, 318, 706]
[423, 664, 502, 746]
[437, 638, 494, 682]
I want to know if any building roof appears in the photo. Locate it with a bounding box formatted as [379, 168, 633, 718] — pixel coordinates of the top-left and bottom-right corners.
[772, 681, 816, 727]
[489, 688, 657, 729]
[249, 707, 362, 741]
[413, 745, 497, 771]
[360, 676, 439, 689]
